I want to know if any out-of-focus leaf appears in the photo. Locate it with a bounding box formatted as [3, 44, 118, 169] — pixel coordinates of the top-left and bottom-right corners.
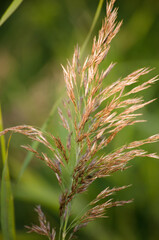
[12, 159, 59, 212]
[0, 0, 23, 26]
[18, 92, 64, 180]
[13, 159, 85, 214]
[0, 106, 16, 240]
[1, 151, 16, 240]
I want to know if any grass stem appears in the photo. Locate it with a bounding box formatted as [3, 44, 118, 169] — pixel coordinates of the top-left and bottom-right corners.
[80, 0, 104, 57]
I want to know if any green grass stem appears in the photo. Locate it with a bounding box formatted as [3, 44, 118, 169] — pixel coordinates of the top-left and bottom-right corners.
[80, 0, 104, 57]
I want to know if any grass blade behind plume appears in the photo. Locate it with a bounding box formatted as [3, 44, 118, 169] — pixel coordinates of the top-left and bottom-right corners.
[0, 0, 23, 26]
[18, 94, 64, 180]
[81, 0, 104, 57]
[0, 107, 16, 240]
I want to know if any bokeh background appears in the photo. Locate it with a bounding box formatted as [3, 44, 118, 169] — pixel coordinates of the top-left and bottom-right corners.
[0, 0, 159, 239]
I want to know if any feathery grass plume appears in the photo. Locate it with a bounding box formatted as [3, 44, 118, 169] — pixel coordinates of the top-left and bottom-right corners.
[26, 206, 56, 240]
[0, 0, 159, 239]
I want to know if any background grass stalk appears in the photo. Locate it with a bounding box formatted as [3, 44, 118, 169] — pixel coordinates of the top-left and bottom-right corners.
[0, 105, 6, 163]
[80, 0, 104, 57]
[0, 106, 16, 240]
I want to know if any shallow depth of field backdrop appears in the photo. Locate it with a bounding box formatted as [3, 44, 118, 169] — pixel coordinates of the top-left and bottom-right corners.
[0, 0, 159, 239]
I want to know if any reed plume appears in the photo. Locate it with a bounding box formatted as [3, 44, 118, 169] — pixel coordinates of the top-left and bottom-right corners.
[0, 0, 159, 239]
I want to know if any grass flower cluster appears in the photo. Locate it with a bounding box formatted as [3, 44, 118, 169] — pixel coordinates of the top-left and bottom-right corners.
[0, 0, 159, 239]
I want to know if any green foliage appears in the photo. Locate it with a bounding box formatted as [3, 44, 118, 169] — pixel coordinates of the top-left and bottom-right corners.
[81, 0, 104, 56]
[0, 105, 6, 164]
[18, 92, 64, 180]
[0, 107, 16, 240]
[1, 158, 16, 240]
[0, 0, 23, 26]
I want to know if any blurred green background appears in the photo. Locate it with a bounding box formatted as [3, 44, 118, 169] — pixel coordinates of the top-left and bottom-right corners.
[0, 0, 159, 239]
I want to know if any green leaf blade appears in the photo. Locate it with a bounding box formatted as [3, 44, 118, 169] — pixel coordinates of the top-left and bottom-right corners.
[0, 106, 16, 240]
[1, 159, 16, 240]
[0, 0, 23, 26]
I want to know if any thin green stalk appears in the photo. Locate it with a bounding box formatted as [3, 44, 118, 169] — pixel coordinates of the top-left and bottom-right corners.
[80, 0, 104, 57]
[0, 105, 6, 163]
[59, 218, 64, 240]
[61, 203, 71, 240]
[66, 200, 91, 235]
